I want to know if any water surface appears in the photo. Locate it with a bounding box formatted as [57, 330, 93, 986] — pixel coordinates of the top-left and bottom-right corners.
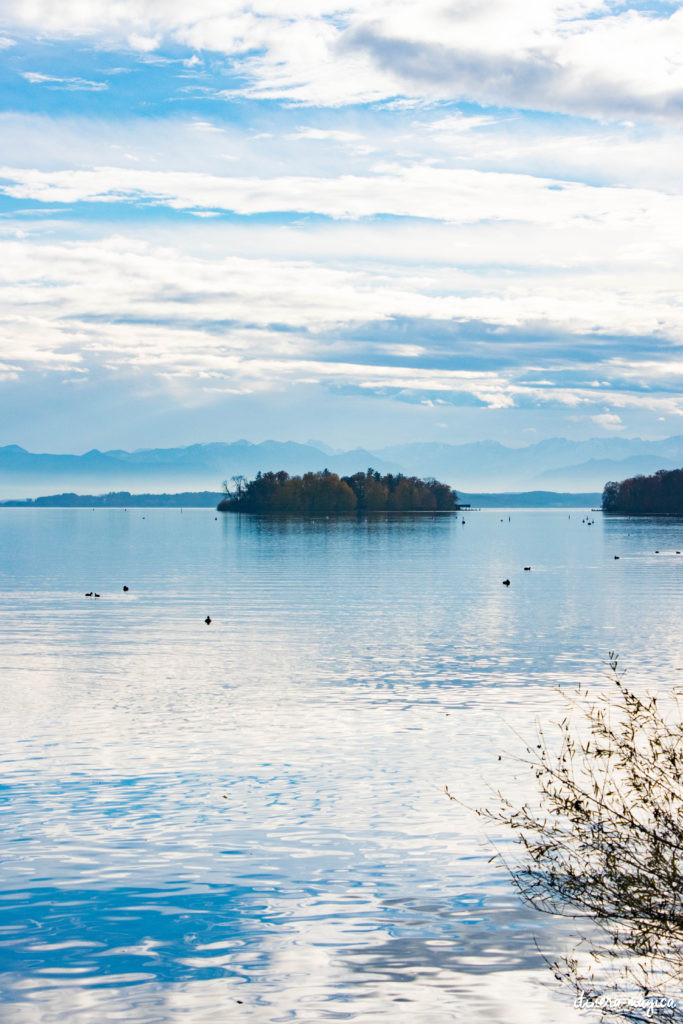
[1, 509, 682, 1022]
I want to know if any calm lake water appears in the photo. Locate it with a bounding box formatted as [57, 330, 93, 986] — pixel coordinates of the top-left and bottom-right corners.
[1, 508, 682, 1023]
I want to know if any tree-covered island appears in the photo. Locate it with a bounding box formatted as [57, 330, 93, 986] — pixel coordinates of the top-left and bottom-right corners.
[602, 467, 683, 514]
[217, 468, 459, 513]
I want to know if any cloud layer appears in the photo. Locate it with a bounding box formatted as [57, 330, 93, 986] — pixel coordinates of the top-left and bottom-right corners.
[3, 1, 683, 116]
[1, 233, 681, 424]
[0, 3, 681, 447]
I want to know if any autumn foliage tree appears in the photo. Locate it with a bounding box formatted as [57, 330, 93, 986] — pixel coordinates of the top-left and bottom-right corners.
[219, 468, 458, 513]
[602, 469, 683, 514]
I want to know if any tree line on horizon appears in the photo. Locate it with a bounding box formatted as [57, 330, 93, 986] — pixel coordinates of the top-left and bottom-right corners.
[218, 469, 458, 513]
[602, 467, 683, 514]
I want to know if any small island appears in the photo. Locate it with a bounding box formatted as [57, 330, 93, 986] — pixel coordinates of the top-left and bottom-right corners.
[602, 467, 683, 514]
[217, 468, 459, 513]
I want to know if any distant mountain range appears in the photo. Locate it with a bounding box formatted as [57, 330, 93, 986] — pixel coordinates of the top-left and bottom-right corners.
[375, 436, 683, 491]
[0, 441, 400, 500]
[0, 435, 682, 499]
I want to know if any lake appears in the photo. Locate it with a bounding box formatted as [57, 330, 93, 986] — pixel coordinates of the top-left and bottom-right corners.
[0, 508, 681, 1023]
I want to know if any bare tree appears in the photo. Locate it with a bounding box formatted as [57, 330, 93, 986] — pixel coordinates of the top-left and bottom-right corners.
[222, 474, 247, 497]
[450, 655, 683, 1022]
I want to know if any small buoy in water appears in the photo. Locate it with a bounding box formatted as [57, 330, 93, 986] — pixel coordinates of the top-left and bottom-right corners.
[205, 615, 212, 625]
[123, 585, 129, 592]
[502, 579, 511, 586]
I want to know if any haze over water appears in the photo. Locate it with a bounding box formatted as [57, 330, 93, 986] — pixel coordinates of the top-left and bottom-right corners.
[1, 508, 682, 1023]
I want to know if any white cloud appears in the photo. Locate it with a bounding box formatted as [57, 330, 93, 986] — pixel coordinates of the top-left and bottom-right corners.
[2, 162, 683, 237]
[2, 1, 683, 116]
[190, 120, 224, 133]
[423, 113, 502, 133]
[128, 32, 160, 51]
[0, 35, 15, 49]
[591, 412, 624, 429]
[20, 72, 108, 92]
[0, 232, 682, 418]
[288, 128, 363, 143]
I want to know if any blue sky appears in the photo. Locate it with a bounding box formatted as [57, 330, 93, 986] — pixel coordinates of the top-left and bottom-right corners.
[1, 1, 683, 452]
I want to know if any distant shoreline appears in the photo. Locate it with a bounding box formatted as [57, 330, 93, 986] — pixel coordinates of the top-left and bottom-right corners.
[0, 488, 601, 509]
[0, 491, 224, 508]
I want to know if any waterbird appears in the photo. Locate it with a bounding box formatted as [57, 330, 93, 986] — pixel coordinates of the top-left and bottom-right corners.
[122, 585, 129, 592]
[94, 593, 101, 598]
[502, 579, 511, 586]
[205, 615, 212, 625]
[614, 556, 620, 559]
[85, 592, 93, 597]
[523, 567, 531, 571]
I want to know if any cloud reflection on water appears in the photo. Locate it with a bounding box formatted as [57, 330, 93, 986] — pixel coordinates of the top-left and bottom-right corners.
[1, 509, 681, 1021]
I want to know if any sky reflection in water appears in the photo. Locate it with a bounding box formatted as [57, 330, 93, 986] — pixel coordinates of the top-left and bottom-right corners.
[1, 509, 682, 1023]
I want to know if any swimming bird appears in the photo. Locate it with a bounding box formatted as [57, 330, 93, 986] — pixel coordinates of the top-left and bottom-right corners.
[94, 593, 101, 598]
[614, 556, 620, 559]
[523, 567, 531, 571]
[122, 585, 129, 592]
[205, 615, 212, 625]
[502, 579, 511, 586]
[85, 592, 93, 597]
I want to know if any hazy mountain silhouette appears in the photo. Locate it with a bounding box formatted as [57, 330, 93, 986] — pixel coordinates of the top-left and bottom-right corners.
[0, 441, 399, 499]
[374, 436, 683, 491]
[1, 435, 682, 499]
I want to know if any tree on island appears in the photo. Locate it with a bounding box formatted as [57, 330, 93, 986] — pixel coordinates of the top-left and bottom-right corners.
[462, 655, 683, 1022]
[218, 468, 458, 513]
[603, 469, 683, 514]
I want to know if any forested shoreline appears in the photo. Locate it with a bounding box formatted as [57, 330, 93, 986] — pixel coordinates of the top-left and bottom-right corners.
[602, 468, 683, 513]
[218, 469, 458, 513]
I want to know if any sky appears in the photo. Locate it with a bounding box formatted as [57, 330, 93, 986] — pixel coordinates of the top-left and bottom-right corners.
[1, 0, 683, 453]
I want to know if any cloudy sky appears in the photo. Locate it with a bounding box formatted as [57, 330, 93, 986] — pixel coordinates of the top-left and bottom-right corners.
[1, 0, 682, 452]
